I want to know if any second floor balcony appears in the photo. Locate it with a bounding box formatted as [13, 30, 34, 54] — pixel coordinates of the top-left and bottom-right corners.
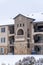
[8, 25, 14, 34]
[34, 24, 43, 32]
[9, 36, 14, 46]
[34, 34, 43, 43]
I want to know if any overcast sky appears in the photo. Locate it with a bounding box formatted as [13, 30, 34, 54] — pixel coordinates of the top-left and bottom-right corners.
[0, 0, 43, 25]
[0, 0, 43, 64]
[0, 55, 43, 65]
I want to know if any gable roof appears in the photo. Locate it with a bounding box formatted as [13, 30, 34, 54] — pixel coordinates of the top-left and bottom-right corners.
[13, 14, 35, 21]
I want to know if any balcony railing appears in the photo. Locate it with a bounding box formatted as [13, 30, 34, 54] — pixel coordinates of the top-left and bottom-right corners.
[34, 35, 43, 43]
[34, 29, 43, 32]
[9, 31, 14, 34]
[34, 26, 43, 32]
[9, 42, 14, 46]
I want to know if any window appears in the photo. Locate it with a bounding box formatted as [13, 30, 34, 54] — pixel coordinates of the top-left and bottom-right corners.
[20, 24, 22, 27]
[17, 29, 24, 35]
[23, 24, 24, 26]
[27, 39, 30, 48]
[1, 38, 5, 43]
[1, 27, 5, 32]
[0, 48, 4, 54]
[17, 24, 19, 27]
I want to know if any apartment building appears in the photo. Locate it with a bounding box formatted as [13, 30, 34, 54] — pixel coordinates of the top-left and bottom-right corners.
[14, 14, 35, 54]
[0, 14, 43, 55]
[0, 24, 14, 54]
[32, 22, 43, 54]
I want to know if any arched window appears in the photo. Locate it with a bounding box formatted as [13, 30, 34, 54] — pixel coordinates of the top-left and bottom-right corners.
[17, 29, 24, 35]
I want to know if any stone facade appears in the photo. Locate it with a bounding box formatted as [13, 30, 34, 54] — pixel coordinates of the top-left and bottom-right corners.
[14, 14, 35, 54]
[0, 14, 43, 54]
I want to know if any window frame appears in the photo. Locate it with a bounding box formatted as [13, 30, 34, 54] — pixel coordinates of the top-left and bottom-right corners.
[0, 48, 4, 54]
[1, 37, 5, 43]
[1, 27, 5, 32]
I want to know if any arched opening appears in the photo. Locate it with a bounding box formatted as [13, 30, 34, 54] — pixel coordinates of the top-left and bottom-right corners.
[17, 29, 24, 35]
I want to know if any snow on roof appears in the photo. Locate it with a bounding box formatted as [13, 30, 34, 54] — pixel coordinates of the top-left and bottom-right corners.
[0, 18, 14, 25]
[0, 13, 43, 25]
[28, 13, 43, 22]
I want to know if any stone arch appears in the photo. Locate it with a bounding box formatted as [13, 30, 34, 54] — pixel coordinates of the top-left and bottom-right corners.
[17, 29, 24, 35]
